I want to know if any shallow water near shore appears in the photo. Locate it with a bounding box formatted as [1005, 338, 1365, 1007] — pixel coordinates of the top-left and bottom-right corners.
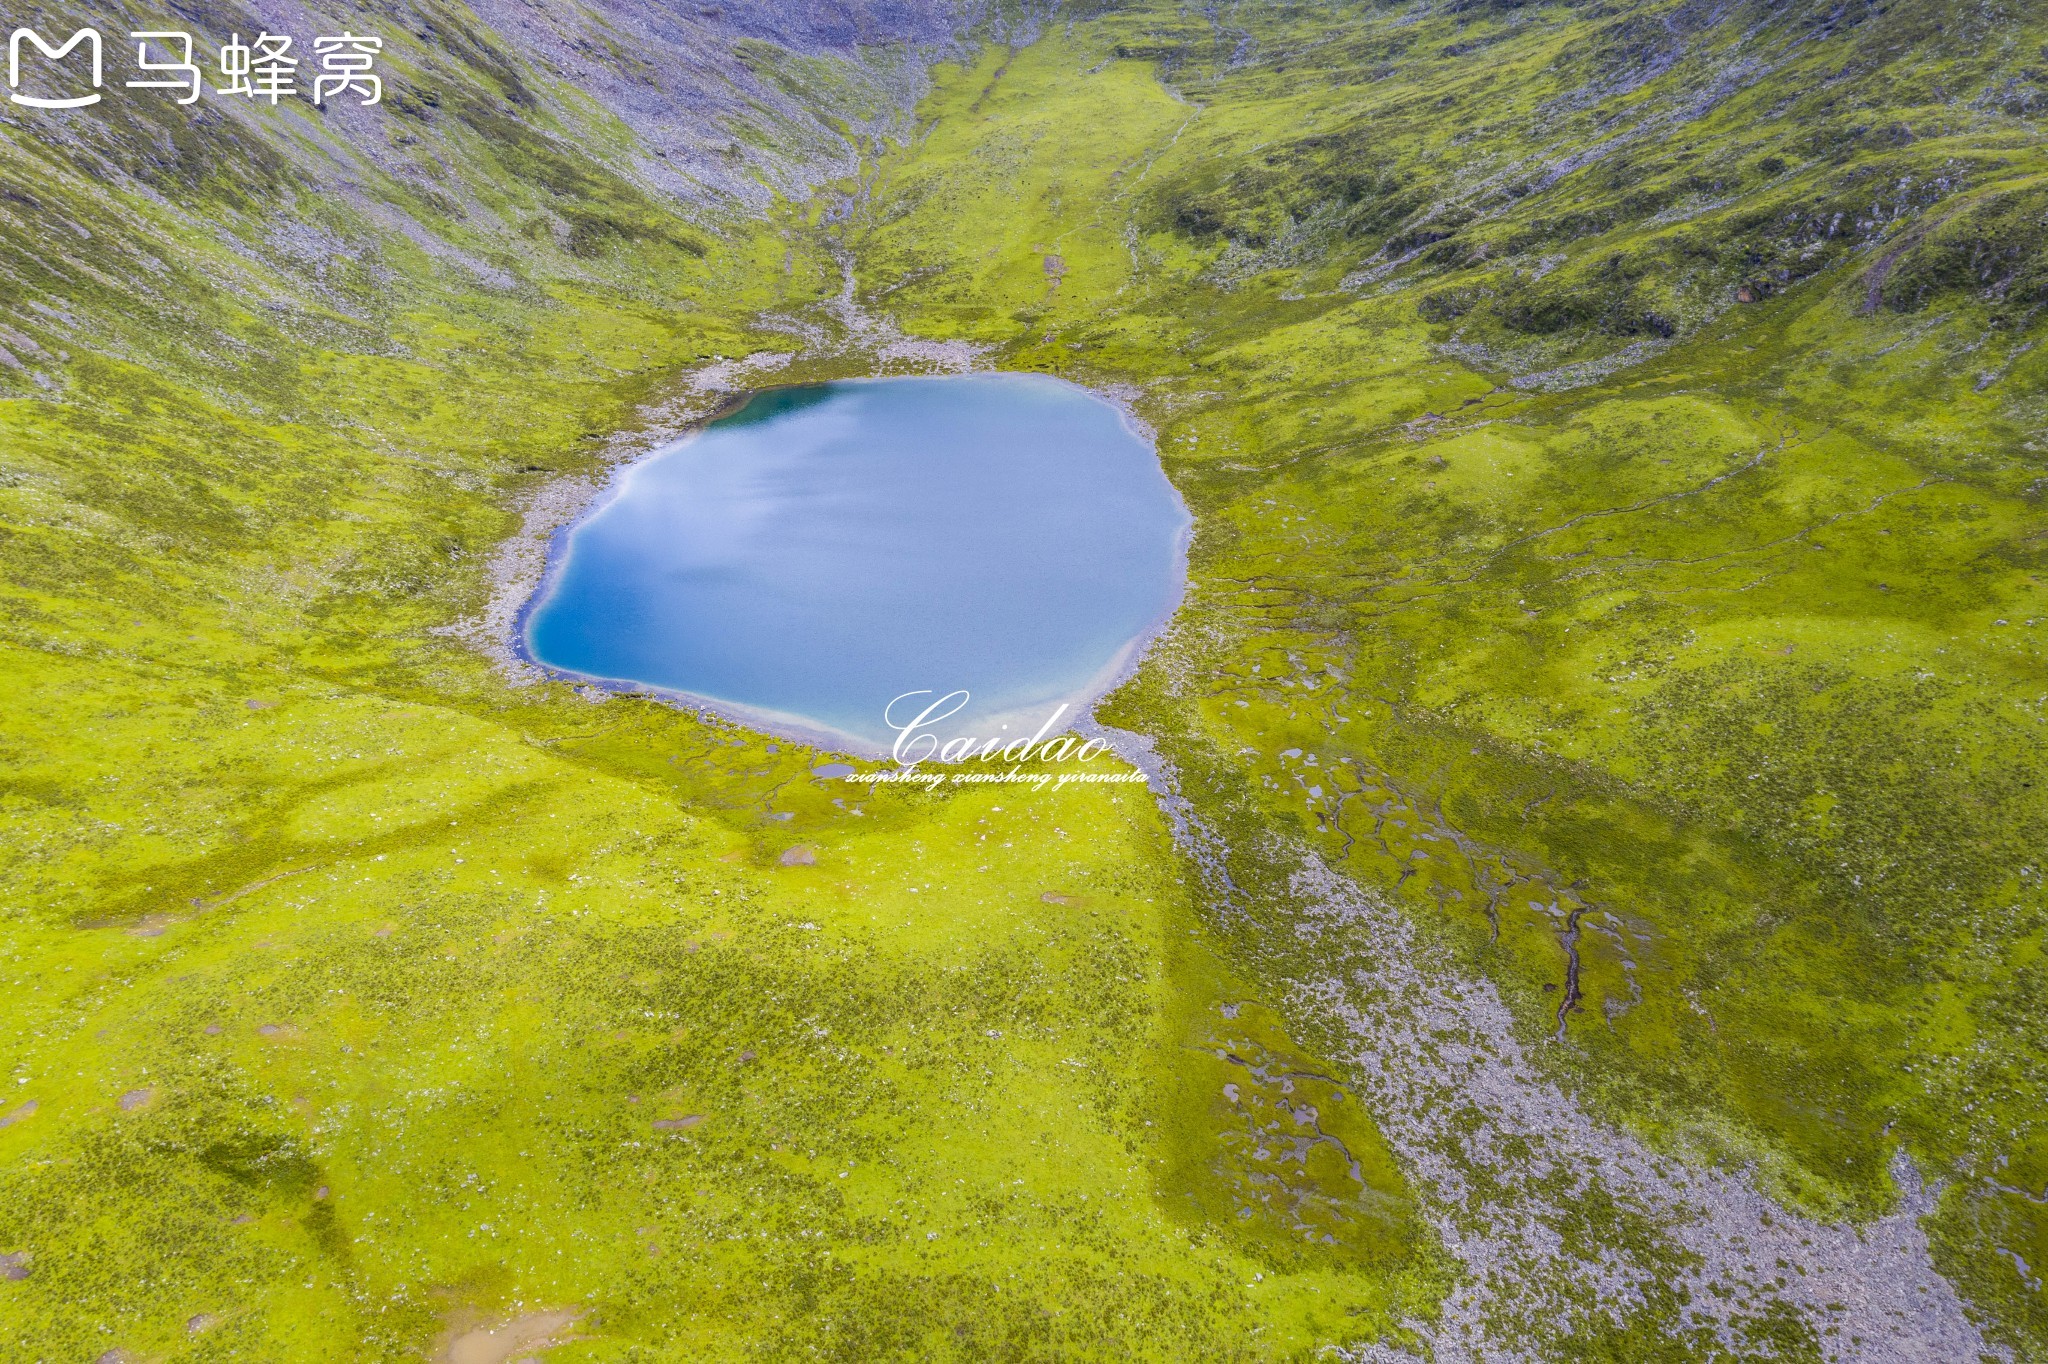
[523, 373, 1190, 754]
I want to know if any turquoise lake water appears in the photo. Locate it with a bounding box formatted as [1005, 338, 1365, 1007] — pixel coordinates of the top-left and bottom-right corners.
[522, 374, 1190, 755]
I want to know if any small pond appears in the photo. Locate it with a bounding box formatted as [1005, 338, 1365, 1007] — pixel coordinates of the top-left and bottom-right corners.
[522, 373, 1190, 756]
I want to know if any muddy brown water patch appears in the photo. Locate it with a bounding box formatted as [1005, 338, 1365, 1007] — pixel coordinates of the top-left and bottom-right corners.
[438, 1308, 582, 1364]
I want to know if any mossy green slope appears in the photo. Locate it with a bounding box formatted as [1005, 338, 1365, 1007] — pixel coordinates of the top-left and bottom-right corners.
[837, 0, 2048, 1354]
[5, 0, 2048, 1357]
[1, 1, 1444, 1359]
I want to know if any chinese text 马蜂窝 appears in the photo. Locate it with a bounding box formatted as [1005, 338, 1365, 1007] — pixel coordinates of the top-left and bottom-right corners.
[8, 27, 383, 109]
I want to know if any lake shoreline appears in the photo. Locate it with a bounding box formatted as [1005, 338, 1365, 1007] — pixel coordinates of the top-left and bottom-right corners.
[434, 366, 776, 690]
[450, 353, 1190, 764]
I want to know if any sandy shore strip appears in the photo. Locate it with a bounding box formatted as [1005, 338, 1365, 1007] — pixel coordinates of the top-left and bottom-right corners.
[432, 355, 793, 684]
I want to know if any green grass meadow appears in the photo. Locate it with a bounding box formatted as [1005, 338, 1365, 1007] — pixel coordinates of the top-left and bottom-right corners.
[4, 0, 2048, 1357]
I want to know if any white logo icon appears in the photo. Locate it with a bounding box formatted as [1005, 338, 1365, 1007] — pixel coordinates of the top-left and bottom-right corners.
[8, 27, 103, 109]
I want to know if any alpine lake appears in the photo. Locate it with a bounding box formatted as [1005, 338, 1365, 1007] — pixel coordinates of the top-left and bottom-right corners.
[522, 373, 1192, 756]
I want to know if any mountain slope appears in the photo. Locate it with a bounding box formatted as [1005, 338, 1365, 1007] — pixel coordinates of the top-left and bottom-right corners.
[2, 0, 2045, 1359]
[844, 0, 2048, 1356]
